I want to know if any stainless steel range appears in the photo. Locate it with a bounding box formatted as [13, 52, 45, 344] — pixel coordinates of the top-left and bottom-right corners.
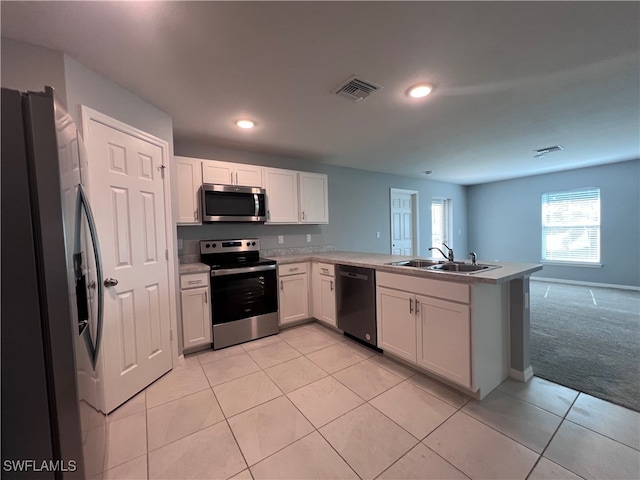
[200, 239, 278, 349]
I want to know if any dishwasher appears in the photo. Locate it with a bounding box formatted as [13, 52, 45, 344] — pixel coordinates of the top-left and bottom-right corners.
[336, 264, 378, 348]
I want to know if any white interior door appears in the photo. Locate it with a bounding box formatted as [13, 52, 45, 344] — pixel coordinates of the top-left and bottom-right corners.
[390, 189, 417, 256]
[84, 111, 172, 413]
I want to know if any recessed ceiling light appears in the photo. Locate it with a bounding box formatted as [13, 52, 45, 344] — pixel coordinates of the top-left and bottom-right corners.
[407, 84, 433, 99]
[235, 119, 255, 129]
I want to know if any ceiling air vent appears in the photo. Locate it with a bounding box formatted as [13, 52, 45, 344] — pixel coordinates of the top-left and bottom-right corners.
[335, 76, 383, 102]
[534, 145, 564, 158]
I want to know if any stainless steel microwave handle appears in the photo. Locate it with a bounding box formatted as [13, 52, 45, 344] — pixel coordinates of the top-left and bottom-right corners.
[254, 193, 260, 217]
[211, 264, 276, 276]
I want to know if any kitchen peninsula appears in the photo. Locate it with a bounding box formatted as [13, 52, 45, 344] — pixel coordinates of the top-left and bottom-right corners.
[267, 251, 542, 400]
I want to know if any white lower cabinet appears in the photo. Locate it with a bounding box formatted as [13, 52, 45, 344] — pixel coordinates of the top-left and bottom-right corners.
[180, 273, 212, 349]
[376, 287, 417, 363]
[278, 263, 309, 326]
[376, 272, 472, 389]
[311, 263, 336, 327]
[416, 295, 470, 387]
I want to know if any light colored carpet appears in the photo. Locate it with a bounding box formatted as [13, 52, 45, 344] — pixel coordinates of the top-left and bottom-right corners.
[530, 280, 640, 412]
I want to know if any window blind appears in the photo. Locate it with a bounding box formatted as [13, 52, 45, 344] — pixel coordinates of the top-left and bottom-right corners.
[541, 187, 600, 263]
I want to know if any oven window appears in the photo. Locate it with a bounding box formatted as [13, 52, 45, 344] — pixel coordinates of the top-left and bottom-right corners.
[210, 269, 277, 324]
[204, 191, 264, 217]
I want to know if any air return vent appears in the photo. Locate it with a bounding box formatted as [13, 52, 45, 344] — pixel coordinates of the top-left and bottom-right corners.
[534, 145, 564, 158]
[335, 76, 383, 102]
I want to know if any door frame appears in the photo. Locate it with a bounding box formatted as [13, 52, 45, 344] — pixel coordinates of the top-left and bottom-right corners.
[81, 106, 179, 369]
[389, 188, 420, 256]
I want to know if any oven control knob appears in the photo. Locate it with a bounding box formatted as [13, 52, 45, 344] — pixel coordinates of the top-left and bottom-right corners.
[212, 243, 217, 248]
[247, 242, 250, 246]
[205, 243, 210, 248]
[252, 242, 256, 246]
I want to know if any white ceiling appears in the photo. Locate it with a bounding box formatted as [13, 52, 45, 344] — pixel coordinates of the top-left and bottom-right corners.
[2, 1, 639, 185]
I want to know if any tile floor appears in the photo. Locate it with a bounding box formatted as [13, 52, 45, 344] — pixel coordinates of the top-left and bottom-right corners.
[95, 322, 640, 480]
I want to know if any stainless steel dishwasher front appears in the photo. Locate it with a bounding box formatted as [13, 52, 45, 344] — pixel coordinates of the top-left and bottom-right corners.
[336, 264, 377, 348]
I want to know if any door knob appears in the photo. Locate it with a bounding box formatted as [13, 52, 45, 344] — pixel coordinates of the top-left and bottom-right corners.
[104, 277, 119, 287]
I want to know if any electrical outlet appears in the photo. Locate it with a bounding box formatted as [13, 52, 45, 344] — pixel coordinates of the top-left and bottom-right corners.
[306, 234, 312, 243]
[277, 235, 284, 244]
[376, 232, 380, 238]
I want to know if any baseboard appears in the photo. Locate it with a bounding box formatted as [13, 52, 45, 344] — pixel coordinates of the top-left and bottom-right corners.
[532, 277, 640, 291]
[509, 366, 534, 382]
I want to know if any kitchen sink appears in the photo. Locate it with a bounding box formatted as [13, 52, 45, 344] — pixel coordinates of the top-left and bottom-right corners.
[386, 259, 445, 267]
[427, 263, 500, 274]
[386, 258, 501, 274]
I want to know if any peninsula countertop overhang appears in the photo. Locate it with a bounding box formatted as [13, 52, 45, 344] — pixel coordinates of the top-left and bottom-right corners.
[266, 252, 542, 285]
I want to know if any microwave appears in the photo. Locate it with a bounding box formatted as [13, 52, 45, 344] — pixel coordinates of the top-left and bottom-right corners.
[201, 184, 267, 222]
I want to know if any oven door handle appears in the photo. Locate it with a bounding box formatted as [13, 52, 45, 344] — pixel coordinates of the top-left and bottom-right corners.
[211, 264, 276, 276]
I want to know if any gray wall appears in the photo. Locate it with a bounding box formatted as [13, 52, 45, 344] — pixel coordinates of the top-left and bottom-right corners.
[1, 37, 67, 105]
[175, 141, 468, 258]
[468, 160, 640, 287]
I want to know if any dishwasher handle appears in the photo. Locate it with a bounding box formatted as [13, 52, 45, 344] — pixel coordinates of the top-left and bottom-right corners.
[338, 271, 369, 281]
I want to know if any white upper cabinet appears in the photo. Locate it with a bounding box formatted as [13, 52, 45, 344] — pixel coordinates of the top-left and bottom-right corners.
[299, 172, 329, 224]
[202, 159, 263, 187]
[175, 156, 203, 225]
[264, 167, 299, 224]
[264, 168, 328, 225]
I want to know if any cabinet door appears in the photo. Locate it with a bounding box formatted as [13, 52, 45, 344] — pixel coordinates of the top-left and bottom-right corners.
[416, 295, 471, 387]
[181, 287, 212, 348]
[279, 274, 309, 326]
[202, 160, 234, 184]
[376, 287, 417, 363]
[235, 164, 263, 187]
[264, 168, 299, 224]
[299, 172, 328, 224]
[318, 276, 336, 326]
[175, 157, 202, 225]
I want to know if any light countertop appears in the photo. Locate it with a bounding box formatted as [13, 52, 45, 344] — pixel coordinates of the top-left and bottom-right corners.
[179, 262, 210, 274]
[266, 252, 542, 284]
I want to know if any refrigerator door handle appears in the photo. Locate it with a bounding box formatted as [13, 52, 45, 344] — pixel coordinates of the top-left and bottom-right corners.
[75, 184, 104, 371]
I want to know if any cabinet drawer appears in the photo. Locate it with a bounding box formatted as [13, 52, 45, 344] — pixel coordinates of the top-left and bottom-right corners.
[316, 262, 335, 277]
[377, 271, 470, 304]
[180, 272, 209, 289]
[278, 262, 308, 276]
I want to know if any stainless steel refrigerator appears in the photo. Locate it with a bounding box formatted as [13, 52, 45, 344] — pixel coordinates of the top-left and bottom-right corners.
[2, 87, 106, 478]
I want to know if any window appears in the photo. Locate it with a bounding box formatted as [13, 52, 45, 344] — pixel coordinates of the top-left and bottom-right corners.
[541, 187, 600, 264]
[431, 198, 451, 249]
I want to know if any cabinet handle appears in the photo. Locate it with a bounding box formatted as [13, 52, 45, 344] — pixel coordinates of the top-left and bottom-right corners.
[289, 267, 299, 272]
[230, 172, 234, 184]
[267, 210, 270, 221]
[409, 298, 413, 314]
[321, 268, 328, 273]
[235, 172, 238, 184]
[204, 292, 208, 304]
[330, 280, 334, 291]
[187, 280, 201, 285]
[302, 211, 306, 221]
[194, 207, 198, 220]
[280, 280, 283, 290]
[415, 300, 419, 314]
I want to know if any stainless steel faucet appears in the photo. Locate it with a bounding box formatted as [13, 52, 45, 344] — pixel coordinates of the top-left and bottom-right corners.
[429, 243, 454, 262]
[469, 251, 477, 265]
